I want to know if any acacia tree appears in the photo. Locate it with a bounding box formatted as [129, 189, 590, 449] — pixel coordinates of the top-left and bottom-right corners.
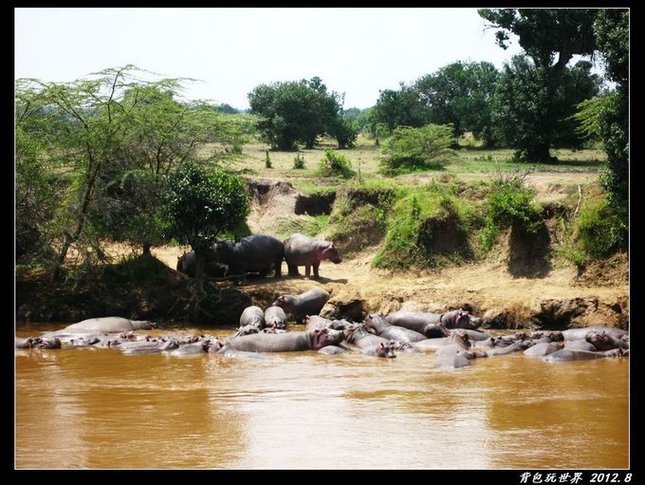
[479, 8, 599, 162]
[15, 66, 248, 278]
[248, 77, 343, 150]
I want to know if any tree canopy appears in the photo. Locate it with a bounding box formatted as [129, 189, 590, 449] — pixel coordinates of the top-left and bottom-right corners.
[248, 77, 350, 150]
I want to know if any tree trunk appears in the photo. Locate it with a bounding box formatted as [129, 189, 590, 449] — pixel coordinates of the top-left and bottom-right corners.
[526, 143, 553, 164]
[142, 243, 152, 256]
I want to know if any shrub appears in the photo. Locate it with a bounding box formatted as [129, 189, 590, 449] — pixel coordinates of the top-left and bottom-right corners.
[317, 149, 355, 179]
[293, 153, 306, 169]
[576, 197, 627, 258]
[379, 124, 456, 174]
[480, 175, 542, 252]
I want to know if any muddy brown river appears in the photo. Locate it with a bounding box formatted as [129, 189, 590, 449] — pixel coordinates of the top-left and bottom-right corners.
[15, 325, 629, 470]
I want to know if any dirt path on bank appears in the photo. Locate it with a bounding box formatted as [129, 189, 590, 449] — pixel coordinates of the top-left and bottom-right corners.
[151, 244, 628, 328]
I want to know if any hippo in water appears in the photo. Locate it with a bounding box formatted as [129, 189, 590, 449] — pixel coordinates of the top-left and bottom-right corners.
[283, 233, 342, 279]
[221, 327, 344, 352]
[364, 314, 426, 343]
[264, 306, 288, 330]
[212, 234, 284, 279]
[234, 306, 265, 337]
[585, 330, 629, 351]
[434, 331, 475, 368]
[43, 317, 155, 337]
[561, 326, 627, 341]
[272, 287, 331, 323]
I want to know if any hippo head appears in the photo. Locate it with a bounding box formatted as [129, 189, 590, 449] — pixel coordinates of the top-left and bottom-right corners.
[448, 330, 471, 349]
[272, 295, 295, 313]
[375, 342, 397, 358]
[586, 331, 612, 351]
[322, 242, 342, 264]
[454, 310, 481, 330]
[311, 327, 344, 350]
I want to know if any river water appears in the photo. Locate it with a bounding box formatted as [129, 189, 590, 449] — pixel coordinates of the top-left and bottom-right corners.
[15, 325, 629, 470]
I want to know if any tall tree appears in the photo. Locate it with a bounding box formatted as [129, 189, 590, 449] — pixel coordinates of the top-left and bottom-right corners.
[479, 9, 599, 162]
[593, 9, 629, 206]
[492, 57, 600, 159]
[415, 61, 499, 145]
[248, 77, 343, 150]
[372, 84, 430, 134]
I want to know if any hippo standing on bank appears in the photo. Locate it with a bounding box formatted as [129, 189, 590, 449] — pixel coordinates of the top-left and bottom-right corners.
[272, 287, 331, 323]
[176, 250, 227, 278]
[221, 327, 344, 353]
[212, 234, 284, 278]
[283, 233, 342, 279]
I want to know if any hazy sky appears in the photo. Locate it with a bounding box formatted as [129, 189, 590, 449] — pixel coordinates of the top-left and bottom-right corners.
[15, 8, 526, 110]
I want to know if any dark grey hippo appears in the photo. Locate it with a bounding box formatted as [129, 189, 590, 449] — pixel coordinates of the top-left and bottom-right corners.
[305, 315, 334, 331]
[283, 233, 342, 279]
[272, 287, 331, 323]
[43, 317, 155, 337]
[434, 331, 478, 368]
[585, 331, 629, 351]
[318, 344, 350, 355]
[264, 306, 288, 330]
[212, 234, 284, 278]
[176, 250, 227, 278]
[234, 306, 266, 337]
[561, 326, 627, 341]
[347, 325, 396, 358]
[413, 337, 449, 352]
[364, 314, 426, 343]
[221, 327, 344, 352]
[564, 340, 597, 351]
[16, 336, 62, 349]
[523, 341, 565, 357]
[383, 311, 448, 337]
[544, 348, 626, 362]
[360, 341, 397, 358]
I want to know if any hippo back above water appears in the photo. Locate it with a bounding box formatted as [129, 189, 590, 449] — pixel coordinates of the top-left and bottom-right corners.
[283, 233, 342, 279]
[272, 287, 331, 323]
[44, 317, 155, 336]
[212, 234, 284, 278]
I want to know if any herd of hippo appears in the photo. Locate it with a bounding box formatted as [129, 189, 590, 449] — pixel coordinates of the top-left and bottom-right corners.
[16, 286, 629, 367]
[176, 233, 342, 280]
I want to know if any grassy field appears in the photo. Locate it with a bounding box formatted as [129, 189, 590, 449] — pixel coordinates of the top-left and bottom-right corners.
[204, 135, 607, 193]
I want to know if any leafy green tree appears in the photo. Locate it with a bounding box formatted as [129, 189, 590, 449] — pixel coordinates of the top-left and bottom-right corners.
[372, 84, 430, 133]
[15, 66, 249, 278]
[163, 162, 249, 315]
[415, 61, 499, 145]
[593, 9, 628, 207]
[380, 124, 456, 174]
[248, 77, 342, 150]
[479, 8, 600, 162]
[492, 56, 600, 161]
[329, 110, 359, 149]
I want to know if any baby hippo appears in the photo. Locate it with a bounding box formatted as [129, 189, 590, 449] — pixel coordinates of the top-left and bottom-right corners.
[284, 233, 342, 279]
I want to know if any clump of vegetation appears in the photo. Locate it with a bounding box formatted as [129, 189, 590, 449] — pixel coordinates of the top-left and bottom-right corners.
[373, 184, 477, 269]
[379, 124, 457, 175]
[275, 215, 329, 239]
[479, 174, 542, 252]
[575, 197, 627, 258]
[317, 149, 355, 179]
[264, 149, 272, 169]
[293, 153, 306, 169]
